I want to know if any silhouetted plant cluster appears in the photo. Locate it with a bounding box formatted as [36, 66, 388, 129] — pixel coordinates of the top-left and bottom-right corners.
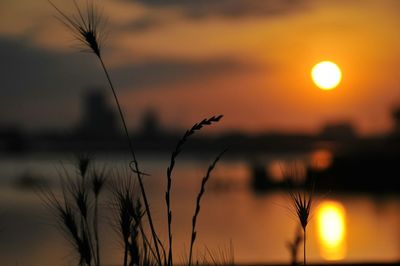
[40, 155, 106, 266]
[110, 173, 156, 266]
[283, 164, 314, 266]
[290, 186, 314, 266]
[166, 115, 223, 266]
[43, 2, 228, 266]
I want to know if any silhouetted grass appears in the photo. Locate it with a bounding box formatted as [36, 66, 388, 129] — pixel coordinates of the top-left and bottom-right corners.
[110, 172, 145, 266]
[166, 115, 223, 266]
[188, 149, 226, 266]
[47, 2, 229, 266]
[203, 242, 235, 266]
[39, 156, 106, 266]
[50, 1, 163, 263]
[289, 188, 313, 266]
[91, 167, 107, 266]
[286, 227, 303, 266]
[279, 162, 314, 266]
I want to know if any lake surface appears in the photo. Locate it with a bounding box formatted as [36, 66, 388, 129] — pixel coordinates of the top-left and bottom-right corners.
[0, 152, 398, 266]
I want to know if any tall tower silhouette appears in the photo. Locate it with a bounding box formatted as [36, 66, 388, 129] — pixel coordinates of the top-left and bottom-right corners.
[77, 89, 119, 139]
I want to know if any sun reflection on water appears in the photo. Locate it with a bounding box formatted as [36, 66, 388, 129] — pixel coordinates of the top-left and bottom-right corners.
[317, 201, 347, 261]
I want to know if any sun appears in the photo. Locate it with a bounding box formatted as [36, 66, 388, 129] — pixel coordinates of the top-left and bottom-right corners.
[311, 61, 342, 90]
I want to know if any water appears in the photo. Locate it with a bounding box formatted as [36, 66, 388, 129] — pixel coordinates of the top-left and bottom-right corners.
[0, 153, 399, 265]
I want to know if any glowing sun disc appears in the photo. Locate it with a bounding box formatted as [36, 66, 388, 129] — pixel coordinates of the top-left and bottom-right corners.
[311, 61, 342, 90]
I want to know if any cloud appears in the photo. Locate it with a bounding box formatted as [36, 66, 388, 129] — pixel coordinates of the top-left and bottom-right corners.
[0, 38, 101, 98]
[135, 0, 309, 19]
[0, 37, 104, 128]
[123, 16, 164, 32]
[0, 37, 263, 128]
[111, 57, 261, 90]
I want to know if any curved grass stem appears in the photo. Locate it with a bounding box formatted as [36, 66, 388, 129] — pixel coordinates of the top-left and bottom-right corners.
[188, 150, 226, 266]
[98, 56, 162, 265]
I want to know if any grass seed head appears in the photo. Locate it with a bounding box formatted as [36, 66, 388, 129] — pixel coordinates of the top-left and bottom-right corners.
[290, 190, 312, 231]
[75, 153, 91, 178]
[91, 169, 107, 197]
[50, 0, 106, 58]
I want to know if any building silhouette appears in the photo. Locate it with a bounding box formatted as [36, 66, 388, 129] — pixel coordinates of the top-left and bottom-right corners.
[76, 89, 119, 139]
[138, 109, 163, 139]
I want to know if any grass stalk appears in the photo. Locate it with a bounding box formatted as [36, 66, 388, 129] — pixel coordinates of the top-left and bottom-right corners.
[166, 115, 223, 266]
[289, 189, 312, 266]
[203, 242, 235, 266]
[303, 228, 306, 266]
[286, 227, 302, 266]
[39, 171, 93, 266]
[93, 196, 100, 266]
[98, 56, 162, 265]
[188, 150, 226, 266]
[91, 168, 106, 266]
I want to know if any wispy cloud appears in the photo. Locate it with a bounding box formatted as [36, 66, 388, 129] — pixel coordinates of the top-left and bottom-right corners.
[122, 16, 164, 32]
[112, 57, 262, 90]
[135, 0, 309, 19]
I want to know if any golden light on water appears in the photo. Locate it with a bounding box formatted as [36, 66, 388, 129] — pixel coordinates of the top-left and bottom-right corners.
[311, 61, 342, 90]
[317, 201, 347, 260]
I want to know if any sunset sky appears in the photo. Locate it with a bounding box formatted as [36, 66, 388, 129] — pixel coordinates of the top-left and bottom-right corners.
[2, 0, 400, 135]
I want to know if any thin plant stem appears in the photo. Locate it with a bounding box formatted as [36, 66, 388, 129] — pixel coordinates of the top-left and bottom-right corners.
[139, 222, 158, 261]
[303, 228, 306, 266]
[98, 56, 135, 162]
[94, 197, 100, 266]
[188, 150, 226, 266]
[166, 115, 223, 266]
[83, 216, 97, 266]
[98, 56, 162, 265]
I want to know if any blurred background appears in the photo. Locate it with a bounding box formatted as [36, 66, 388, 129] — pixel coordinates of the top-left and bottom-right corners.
[0, 0, 399, 265]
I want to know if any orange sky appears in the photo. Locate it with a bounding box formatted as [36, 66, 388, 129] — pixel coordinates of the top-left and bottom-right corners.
[2, 0, 400, 135]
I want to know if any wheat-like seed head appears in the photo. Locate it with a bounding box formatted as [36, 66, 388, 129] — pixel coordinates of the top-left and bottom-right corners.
[50, 0, 106, 58]
[91, 168, 107, 197]
[290, 190, 312, 231]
